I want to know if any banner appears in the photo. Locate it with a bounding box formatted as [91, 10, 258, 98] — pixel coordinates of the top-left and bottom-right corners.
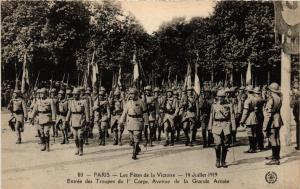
[21, 52, 29, 93]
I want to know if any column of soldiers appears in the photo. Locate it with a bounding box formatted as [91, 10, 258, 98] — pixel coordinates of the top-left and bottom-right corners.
[7, 81, 300, 165]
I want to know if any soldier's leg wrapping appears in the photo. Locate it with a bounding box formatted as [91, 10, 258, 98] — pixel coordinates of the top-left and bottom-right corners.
[112, 123, 119, 145]
[213, 133, 222, 168]
[44, 125, 51, 152]
[119, 124, 124, 145]
[72, 128, 80, 155]
[78, 127, 84, 155]
[15, 121, 22, 144]
[39, 125, 47, 151]
[183, 121, 189, 145]
[101, 122, 108, 145]
[221, 134, 228, 168]
[164, 121, 170, 146]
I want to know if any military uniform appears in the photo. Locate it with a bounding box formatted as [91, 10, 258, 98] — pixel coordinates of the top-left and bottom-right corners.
[66, 88, 90, 156]
[50, 88, 59, 137]
[81, 89, 93, 144]
[263, 83, 283, 165]
[181, 88, 199, 146]
[7, 90, 28, 144]
[253, 87, 265, 151]
[31, 88, 56, 151]
[93, 89, 110, 145]
[56, 90, 69, 144]
[144, 86, 159, 146]
[208, 89, 236, 168]
[161, 89, 179, 146]
[119, 88, 149, 160]
[240, 85, 258, 153]
[154, 87, 165, 141]
[109, 90, 124, 145]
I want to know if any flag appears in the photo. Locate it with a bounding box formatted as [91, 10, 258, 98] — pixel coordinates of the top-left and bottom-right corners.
[117, 66, 122, 87]
[184, 63, 192, 89]
[194, 63, 201, 95]
[274, 1, 300, 54]
[91, 50, 98, 90]
[133, 53, 139, 81]
[21, 53, 29, 93]
[246, 62, 252, 85]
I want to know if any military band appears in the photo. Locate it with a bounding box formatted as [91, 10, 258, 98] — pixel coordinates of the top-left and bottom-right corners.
[6, 81, 299, 167]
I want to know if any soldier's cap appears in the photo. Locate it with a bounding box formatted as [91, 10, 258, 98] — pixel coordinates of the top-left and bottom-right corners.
[245, 85, 254, 92]
[268, 82, 281, 94]
[239, 86, 245, 90]
[144, 85, 152, 91]
[99, 86, 106, 92]
[72, 88, 81, 94]
[13, 89, 21, 94]
[129, 87, 138, 94]
[40, 88, 47, 94]
[153, 87, 160, 92]
[58, 90, 65, 95]
[216, 89, 226, 97]
[253, 87, 261, 94]
[66, 89, 72, 94]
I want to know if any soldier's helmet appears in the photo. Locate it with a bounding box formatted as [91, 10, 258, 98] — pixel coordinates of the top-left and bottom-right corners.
[253, 87, 261, 94]
[224, 87, 231, 93]
[166, 88, 173, 94]
[72, 88, 81, 95]
[40, 88, 47, 94]
[99, 90, 105, 96]
[245, 85, 254, 92]
[216, 89, 226, 97]
[99, 86, 106, 92]
[13, 89, 21, 94]
[144, 85, 152, 91]
[85, 89, 91, 94]
[268, 82, 281, 94]
[129, 87, 138, 94]
[66, 89, 72, 95]
[58, 90, 65, 95]
[50, 88, 57, 94]
[153, 87, 160, 93]
[239, 86, 245, 91]
[114, 90, 121, 96]
[230, 86, 237, 92]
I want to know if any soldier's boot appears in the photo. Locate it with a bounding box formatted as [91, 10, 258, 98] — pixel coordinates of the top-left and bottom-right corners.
[61, 131, 66, 144]
[208, 132, 214, 147]
[41, 136, 46, 151]
[265, 146, 275, 160]
[153, 126, 157, 141]
[102, 132, 106, 146]
[46, 136, 50, 152]
[75, 139, 79, 155]
[266, 146, 280, 165]
[215, 146, 221, 168]
[184, 131, 190, 146]
[245, 137, 255, 153]
[136, 143, 141, 155]
[113, 130, 118, 145]
[65, 131, 69, 144]
[16, 131, 22, 144]
[38, 131, 43, 144]
[157, 127, 162, 141]
[170, 132, 175, 146]
[144, 129, 149, 147]
[79, 139, 84, 156]
[163, 138, 169, 147]
[221, 145, 228, 168]
[252, 137, 257, 151]
[176, 129, 180, 142]
[231, 130, 237, 144]
[99, 131, 103, 145]
[202, 130, 208, 147]
[189, 130, 194, 146]
[69, 133, 74, 139]
[132, 144, 137, 160]
[119, 131, 123, 146]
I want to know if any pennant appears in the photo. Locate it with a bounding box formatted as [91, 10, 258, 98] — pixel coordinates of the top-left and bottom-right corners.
[194, 63, 201, 95]
[117, 66, 122, 87]
[246, 62, 252, 85]
[91, 50, 98, 90]
[21, 52, 29, 93]
[133, 53, 139, 81]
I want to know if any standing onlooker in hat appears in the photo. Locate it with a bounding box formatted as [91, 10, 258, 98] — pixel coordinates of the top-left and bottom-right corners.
[264, 82, 283, 165]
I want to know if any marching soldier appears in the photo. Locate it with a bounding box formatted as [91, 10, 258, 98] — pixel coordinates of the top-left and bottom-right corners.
[154, 87, 165, 141]
[181, 87, 199, 146]
[109, 89, 124, 145]
[85, 88, 94, 139]
[144, 85, 159, 146]
[240, 85, 258, 153]
[200, 88, 214, 147]
[161, 89, 179, 146]
[66, 88, 90, 156]
[31, 88, 56, 151]
[56, 90, 69, 144]
[208, 89, 236, 168]
[49, 88, 58, 137]
[253, 87, 265, 151]
[264, 83, 283, 165]
[82, 88, 93, 144]
[174, 89, 182, 142]
[235, 87, 247, 142]
[118, 88, 149, 160]
[93, 87, 110, 146]
[7, 89, 28, 144]
[292, 90, 300, 150]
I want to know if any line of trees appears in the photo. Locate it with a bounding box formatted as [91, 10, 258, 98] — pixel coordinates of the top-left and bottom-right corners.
[1, 1, 299, 90]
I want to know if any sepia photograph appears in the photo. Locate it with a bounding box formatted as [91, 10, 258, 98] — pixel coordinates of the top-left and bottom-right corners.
[1, 0, 299, 189]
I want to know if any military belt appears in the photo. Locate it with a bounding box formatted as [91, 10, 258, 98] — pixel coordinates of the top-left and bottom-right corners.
[128, 114, 143, 118]
[72, 112, 83, 114]
[38, 111, 51, 114]
[214, 118, 230, 122]
[58, 112, 67, 116]
[13, 110, 23, 114]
